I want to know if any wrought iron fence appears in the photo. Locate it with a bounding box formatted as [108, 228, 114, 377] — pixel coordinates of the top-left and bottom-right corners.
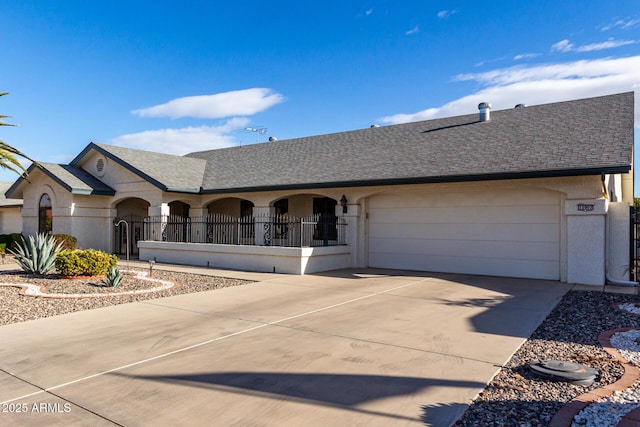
[631, 206, 639, 281]
[143, 213, 346, 247]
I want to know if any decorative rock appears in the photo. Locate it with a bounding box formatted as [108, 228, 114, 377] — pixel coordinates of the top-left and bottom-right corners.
[453, 290, 640, 426]
[0, 268, 253, 326]
[570, 329, 640, 426]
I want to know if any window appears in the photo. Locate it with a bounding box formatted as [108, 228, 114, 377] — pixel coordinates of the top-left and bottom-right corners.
[240, 200, 254, 218]
[273, 199, 289, 239]
[38, 194, 52, 234]
[274, 198, 288, 216]
[313, 197, 338, 241]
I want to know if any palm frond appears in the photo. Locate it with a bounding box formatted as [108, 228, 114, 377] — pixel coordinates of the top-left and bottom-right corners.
[0, 140, 30, 175]
[0, 91, 35, 178]
[0, 115, 16, 127]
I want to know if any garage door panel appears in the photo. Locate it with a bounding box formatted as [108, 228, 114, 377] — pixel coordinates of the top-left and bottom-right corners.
[370, 238, 559, 261]
[368, 189, 561, 280]
[369, 205, 559, 224]
[370, 188, 558, 208]
[368, 252, 560, 280]
[369, 223, 560, 243]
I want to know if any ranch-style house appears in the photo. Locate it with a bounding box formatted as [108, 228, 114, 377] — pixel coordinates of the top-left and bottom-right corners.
[5, 92, 635, 286]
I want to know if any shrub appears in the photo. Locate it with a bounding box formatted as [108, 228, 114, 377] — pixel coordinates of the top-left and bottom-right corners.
[102, 266, 123, 287]
[10, 234, 63, 275]
[0, 233, 23, 251]
[82, 249, 117, 276]
[53, 234, 77, 250]
[9, 233, 22, 251]
[55, 250, 87, 276]
[55, 249, 118, 277]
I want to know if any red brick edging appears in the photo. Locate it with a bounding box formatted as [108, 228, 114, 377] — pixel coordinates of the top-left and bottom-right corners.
[549, 327, 640, 426]
[612, 302, 640, 316]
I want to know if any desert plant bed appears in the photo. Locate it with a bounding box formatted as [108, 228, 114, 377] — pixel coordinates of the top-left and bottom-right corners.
[0, 268, 254, 326]
[1, 269, 172, 296]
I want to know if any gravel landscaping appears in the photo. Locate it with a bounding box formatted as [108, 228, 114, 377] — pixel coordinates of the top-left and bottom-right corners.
[0, 264, 638, 425]
[455, 290, 640, 426]
[0, 267, 254, 325]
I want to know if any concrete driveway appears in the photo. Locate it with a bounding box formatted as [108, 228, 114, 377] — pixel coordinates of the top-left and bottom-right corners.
[0, 269, 571, 426]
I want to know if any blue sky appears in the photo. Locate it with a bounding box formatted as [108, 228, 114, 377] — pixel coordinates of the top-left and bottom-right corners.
[1, 1, 639, 190]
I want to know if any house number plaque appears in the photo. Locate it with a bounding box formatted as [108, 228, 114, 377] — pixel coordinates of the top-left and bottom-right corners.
[577, 203, 595, 212]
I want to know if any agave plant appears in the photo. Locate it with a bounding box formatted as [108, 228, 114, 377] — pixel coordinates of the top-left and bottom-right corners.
[102, 266, 123, 287]
[10, 233, 63, 275]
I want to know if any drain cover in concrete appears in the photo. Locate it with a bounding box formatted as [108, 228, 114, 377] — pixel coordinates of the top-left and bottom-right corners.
[529, 360, 599, 386]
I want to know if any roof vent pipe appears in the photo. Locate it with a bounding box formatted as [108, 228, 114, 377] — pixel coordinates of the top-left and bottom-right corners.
[478, 102, 491, 122]
[268, 136, 278, 142]
[515, 103, 527, 109]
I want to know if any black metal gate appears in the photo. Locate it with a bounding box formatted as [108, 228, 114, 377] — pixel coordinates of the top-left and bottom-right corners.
[631, 206, 640, 281]
[114, 215, 144, 256]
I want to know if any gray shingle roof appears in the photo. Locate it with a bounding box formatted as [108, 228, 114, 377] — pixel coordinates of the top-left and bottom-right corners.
[4, 162, 116, 199]
[186, 92, 633, 192]
[5, 92, 634, 199]
[0, 181, 22, 206]
[36, 163, 116, 195]
[74, 143, 207, 192]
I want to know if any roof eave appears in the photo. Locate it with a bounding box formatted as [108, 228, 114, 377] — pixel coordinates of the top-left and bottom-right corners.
[200, 165, 632, 194]
[72, 143, 169, 192]
[165, 187, 202, 194]
[4, 163, 38, 199]
[5, 163, 117, 198]
[70, 189, 116, 196]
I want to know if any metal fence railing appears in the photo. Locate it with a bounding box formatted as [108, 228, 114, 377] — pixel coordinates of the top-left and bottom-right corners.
[143, 213, 346, 247]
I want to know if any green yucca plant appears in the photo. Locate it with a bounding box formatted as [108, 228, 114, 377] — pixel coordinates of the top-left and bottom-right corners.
[10, 233, 64, 275]
[102, 266, 123, 287]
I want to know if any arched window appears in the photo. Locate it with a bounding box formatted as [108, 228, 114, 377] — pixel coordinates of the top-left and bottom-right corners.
[38, 194, 52, 234]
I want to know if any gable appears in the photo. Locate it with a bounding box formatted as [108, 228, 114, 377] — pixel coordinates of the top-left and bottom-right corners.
[71, 143, 207, 193]
[5, 162, 116, 199]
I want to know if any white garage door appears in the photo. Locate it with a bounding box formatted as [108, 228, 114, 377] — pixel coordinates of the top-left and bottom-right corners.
[368, 188, 560, 280]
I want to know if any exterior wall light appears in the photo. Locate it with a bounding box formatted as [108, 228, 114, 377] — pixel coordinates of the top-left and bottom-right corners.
[340, 195, 348, 214]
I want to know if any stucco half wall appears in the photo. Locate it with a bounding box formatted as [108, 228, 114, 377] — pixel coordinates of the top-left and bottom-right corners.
[138, 241, 351, 274]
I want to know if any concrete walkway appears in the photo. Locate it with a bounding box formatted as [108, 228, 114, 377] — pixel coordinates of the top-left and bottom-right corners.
[0, 265, 572, 426]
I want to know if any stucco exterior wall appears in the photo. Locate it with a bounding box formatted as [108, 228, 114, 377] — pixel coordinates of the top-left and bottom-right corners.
[208, 198, 241, 216]
[607, 202, 631, 281]
[565, 199, 607, 285]
[16, 159, 167, 251]
[19, 173, 63, 237]
[138, 241, 351, 274]
[0, 207, 22, 234]
[11, 157, 629, 285]
[288, 194, 314, 217]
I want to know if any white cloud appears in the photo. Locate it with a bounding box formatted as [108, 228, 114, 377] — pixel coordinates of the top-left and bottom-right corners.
[576, 39, 636, 52]
[602, 17, 640, 31]
[551, 39, 574, 52]
[405, 25, 419, 35]
[551, 38, 635, 53]
[437, 10, 457, 19]
[111, 117, 251, 155]
[379, 56, 640, 128]
[132, 88, 285, 119]
[365, 8, 373, 16]
[514, 53, 541, 60]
